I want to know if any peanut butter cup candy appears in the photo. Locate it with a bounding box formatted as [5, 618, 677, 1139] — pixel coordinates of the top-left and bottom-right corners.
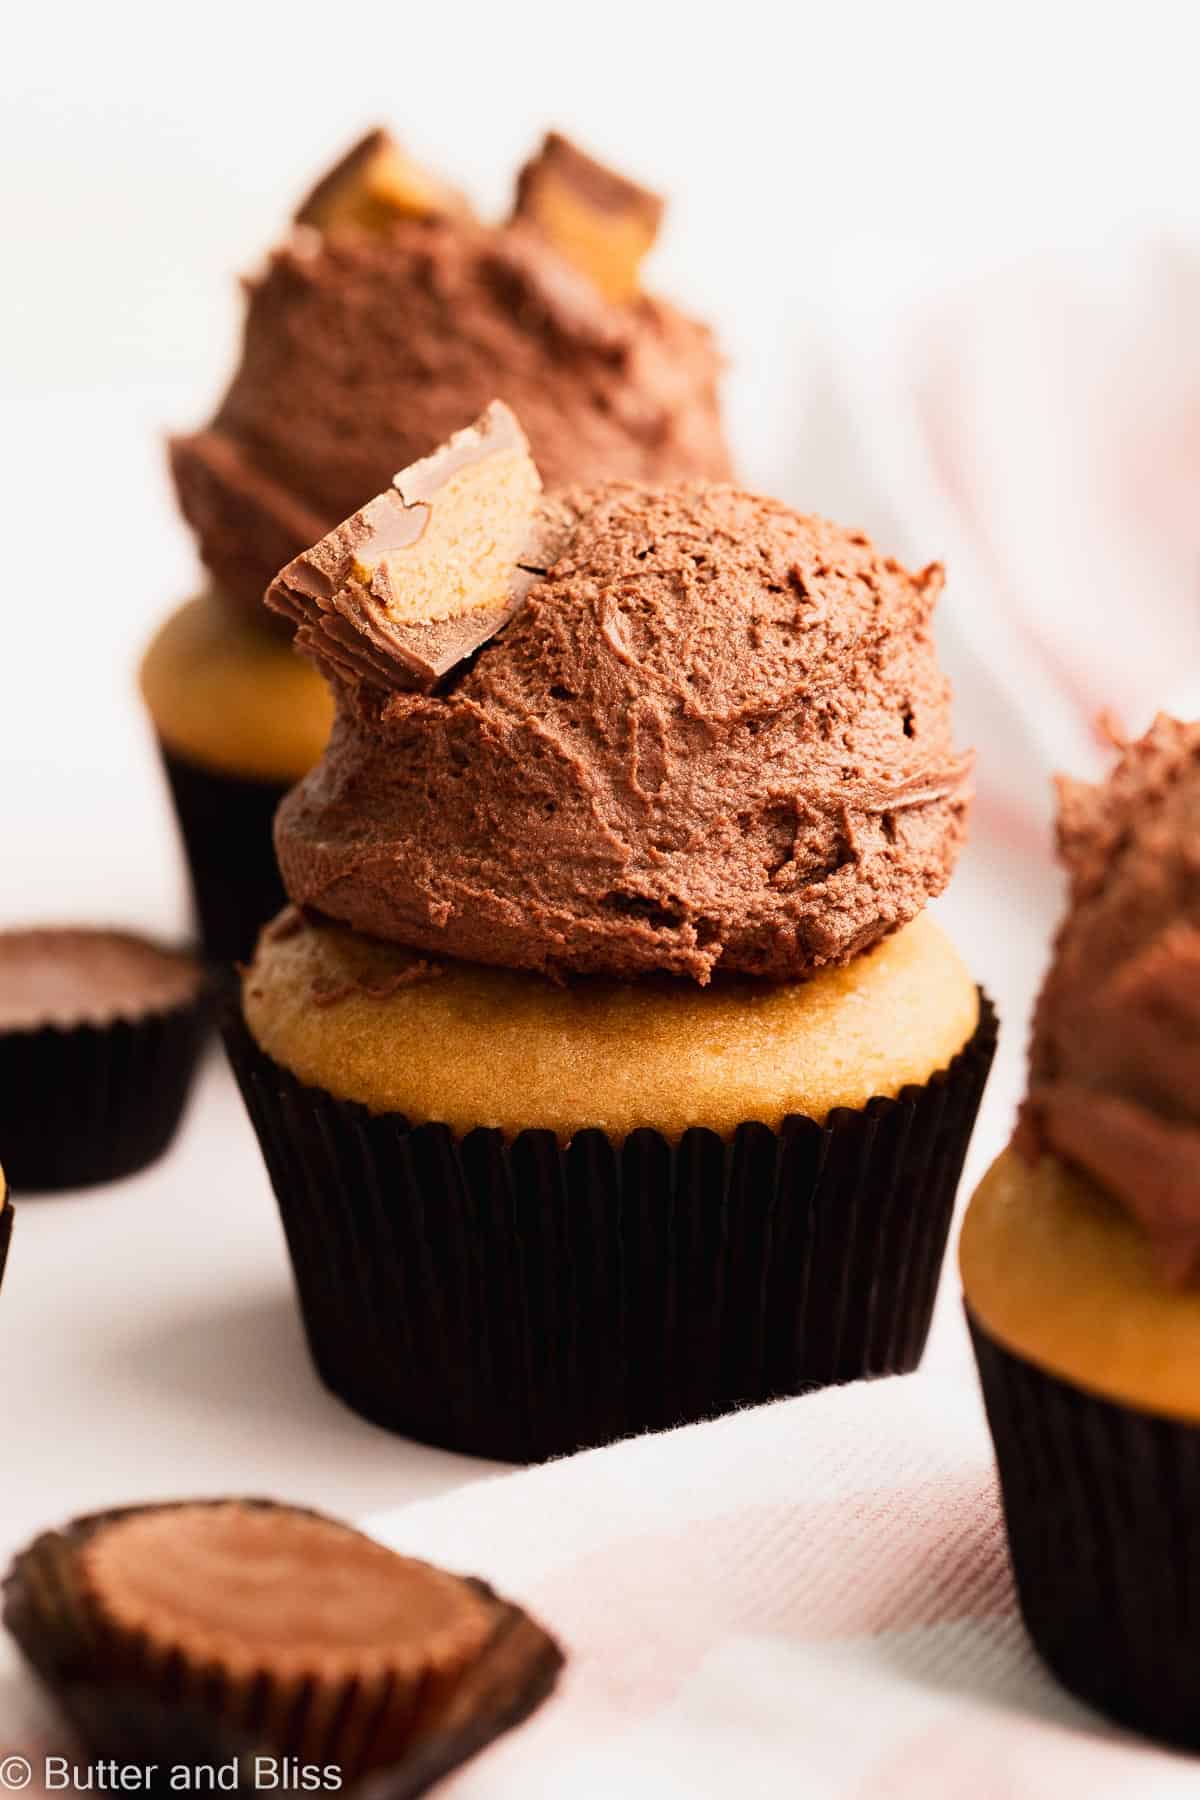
[3, 1500, 562, 1793]
[962, 716, 1200, 1748]
[148, 130, 729, 964]
[226, 404, 996, 1461]
[0, 928, 207, 1190]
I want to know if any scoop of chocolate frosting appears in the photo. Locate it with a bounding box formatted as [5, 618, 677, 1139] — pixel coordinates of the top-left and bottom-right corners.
[1018, 715, 1200, 1282]
[276, 474, 972, 984]
[170, 131, 730, 612]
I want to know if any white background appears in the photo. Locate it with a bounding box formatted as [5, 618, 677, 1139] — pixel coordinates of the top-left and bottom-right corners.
[0, 0, 1198, 1564]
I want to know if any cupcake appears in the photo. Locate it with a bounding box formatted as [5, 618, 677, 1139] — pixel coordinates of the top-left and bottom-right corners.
[4, 1498, 562, 1792]
[152, 129, 731, 963]
[962, 714, 1200, 1747]
[226, 402, 996, 1462]
[0, 928, 207, 1190]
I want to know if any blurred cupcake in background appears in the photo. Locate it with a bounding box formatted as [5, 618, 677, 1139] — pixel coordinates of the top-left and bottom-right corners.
[226, 401, 995, 1463]
[140, 594, 333, 965]
[149, 128, 731, 962]
[962, 714, 1200, 1748]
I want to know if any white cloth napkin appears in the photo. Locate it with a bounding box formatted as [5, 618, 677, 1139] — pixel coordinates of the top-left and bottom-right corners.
[367, 1368, 1197, 1798]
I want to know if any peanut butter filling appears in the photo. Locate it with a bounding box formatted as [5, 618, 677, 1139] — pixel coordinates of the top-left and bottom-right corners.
[513, 132, 663, 303]
[294, 127, 471, 233]
[267, 402, 544, 692]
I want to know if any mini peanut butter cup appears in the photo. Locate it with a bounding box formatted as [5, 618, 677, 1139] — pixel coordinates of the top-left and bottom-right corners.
[512, 132, 664, 304]
[266, 401, 545, 695]
[4, 1500, 563, 1795]
[0, 929, 208, 1191]
[294, 128, 474, 235]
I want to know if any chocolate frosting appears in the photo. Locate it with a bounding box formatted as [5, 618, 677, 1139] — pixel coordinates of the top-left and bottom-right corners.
[1018, 714, 1200, 1282]
[277, 481, 972, 983]
[171, 153, 729, 612]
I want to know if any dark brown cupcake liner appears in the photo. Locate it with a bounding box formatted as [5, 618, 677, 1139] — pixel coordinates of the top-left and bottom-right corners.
[0, 1199, 12, 1293]
[159, 744, 292, 966]
[225, 991, 996, 1463]
[3, 1499, 563, 1798]
[969, 1307, 1200, 1749]
[0, 992, 208, 1192]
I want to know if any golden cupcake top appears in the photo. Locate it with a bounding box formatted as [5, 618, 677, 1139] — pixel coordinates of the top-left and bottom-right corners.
[962, 1146, 1200, 1422]
[243, 907, 980, 1136]
[140, 592, 334, 784]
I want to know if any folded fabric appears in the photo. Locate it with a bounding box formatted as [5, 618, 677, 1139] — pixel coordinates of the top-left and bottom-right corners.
[371, 1366, 1197, 1797]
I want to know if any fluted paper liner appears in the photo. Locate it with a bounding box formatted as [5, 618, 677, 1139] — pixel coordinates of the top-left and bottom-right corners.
[0, 993, 207, 1192]
[970, 1310, 1200, 1749]
[0, 1201, 12, 1293]
[159, 745, 292, 965]
[226, 993, 996, 1462]
[3, 1500, 563, 1797]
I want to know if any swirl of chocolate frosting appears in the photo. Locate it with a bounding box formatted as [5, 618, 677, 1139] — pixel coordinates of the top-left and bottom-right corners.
[1018, 715, 1200, 1281]
[274, 412, 972, 985]
[170, 130, 730, 613]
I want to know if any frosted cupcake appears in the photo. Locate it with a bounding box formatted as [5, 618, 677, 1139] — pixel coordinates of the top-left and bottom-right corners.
[227, 403, 995, 1460]
[963, 715, 1200, 1747]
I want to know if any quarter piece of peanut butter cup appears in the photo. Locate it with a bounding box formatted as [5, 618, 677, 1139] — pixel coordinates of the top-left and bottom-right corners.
[512, 131, 663, 303]
[3, 1500, 564, 1795]
[295, 128, 474, 233]
[266, 401, 545, 693]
